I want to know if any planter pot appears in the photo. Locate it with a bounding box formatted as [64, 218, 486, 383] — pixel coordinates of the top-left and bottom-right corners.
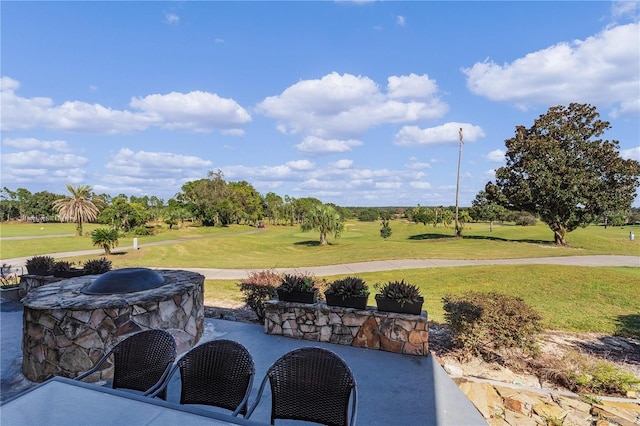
[375, 295, 424, 315]
[0, 285, 21, 301]
[325, 293, 369, 310]
[26, 267, 52, 276]
[53, 269, 86, 278]
[277, 288, 318, 304]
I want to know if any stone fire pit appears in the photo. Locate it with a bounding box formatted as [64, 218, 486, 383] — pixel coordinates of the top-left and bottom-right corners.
[21, 269, 204, 383]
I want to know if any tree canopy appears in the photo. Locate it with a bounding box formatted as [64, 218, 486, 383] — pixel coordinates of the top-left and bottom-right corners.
[52, 184, 104, 236]
[486, 103, 640, 246]
[300, 204, 345, 245]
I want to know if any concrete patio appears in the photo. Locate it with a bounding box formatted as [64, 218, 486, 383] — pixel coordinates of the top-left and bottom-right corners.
[0, 298, 486, 425]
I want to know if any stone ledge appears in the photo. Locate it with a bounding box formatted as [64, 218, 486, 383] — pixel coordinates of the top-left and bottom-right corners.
[264, 299, 429, 356]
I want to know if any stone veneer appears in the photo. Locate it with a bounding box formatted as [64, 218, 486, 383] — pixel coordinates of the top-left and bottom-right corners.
[21, 269, 204, 383]
[264, 300, 429, 356]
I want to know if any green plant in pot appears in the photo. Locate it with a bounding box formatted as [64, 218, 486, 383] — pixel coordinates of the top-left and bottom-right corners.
[325, 276, 370, 310]
[374, 280, 424, 315]
[276, 273, 318, 304]
[52, 260, 86, 278]
[25, 256, 55, 276]
[82, 257, 113, 275]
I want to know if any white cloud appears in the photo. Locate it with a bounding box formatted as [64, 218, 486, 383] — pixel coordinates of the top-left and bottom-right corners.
[394, 122, 485, 147]
[3, 137, 71, 152]
[0, 150, 89, 186]
[611, 0, 638, 19]
[405, 158, 431, 169]
[165, 13, 180, 24]
[485, 149, 505, 162]
[331, 159, 354, 169]
[621, 146, 640, 161]
[296, 136, 364, 155]
[286, 159, 315, 171]
[256, 72, 448, 138]
[409, 181, 432, 189]
[463, 23, 640, 116]
[105, 148, 212, 178]
[387, 74, 438, 100]
[396, 15, 406, 26]
[0, 77, 252, 134]
[130, 91, 251, 133]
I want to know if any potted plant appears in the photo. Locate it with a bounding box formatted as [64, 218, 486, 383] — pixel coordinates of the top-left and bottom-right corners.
[374, 280, 424, 315]
[0, 264, 21, 301]
[25, 256, 55, 276]
[276, 273, 318, 304]
[324, 276, 370, 309]
[82, 257, 113, 275]
[52, 260, 86, 278]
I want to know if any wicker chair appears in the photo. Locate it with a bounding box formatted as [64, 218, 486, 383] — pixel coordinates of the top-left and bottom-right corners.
[75, 329, 177, 399]
[246, 347, 357, 426]
[145, 339, 255, 417]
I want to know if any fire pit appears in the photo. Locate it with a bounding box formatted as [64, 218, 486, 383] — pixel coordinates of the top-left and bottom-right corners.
[21, 269, 204, 383]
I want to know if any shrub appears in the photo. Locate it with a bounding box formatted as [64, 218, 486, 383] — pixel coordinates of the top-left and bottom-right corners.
[82, 257, 112, 274]
[442, 291, 542, 360]
[132, 226, 154, 236]
[237, 270, 280, 322]
[515, 213, 537, 226]
[533, 349, 640, 396]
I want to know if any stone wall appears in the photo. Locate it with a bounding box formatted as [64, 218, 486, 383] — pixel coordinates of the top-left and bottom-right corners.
[19, 274, 62, 298]
[21, 270, 204, 383]
[264, 300, 429, 356]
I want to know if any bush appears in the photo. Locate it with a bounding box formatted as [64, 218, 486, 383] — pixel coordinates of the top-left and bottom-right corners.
[442, 291, 542, 360]
[237, 270, 280, 322]
[375, 280, 422, 306]
[515, 213, 537, 226]
[533, 349, 640, 396]
[325, 276, 369, 299]
[132, 226, 154, 236]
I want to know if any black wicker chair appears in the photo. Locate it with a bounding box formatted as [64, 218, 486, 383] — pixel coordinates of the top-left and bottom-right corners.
[145, 339, 255, 417]
[75, 329, 177, 399]
[246, 347, 357, 426]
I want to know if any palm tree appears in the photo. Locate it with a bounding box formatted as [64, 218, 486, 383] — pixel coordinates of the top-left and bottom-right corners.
[300, 204, 344, 245]
[91, 228, 119, 255]
[52, 184, 102, 236]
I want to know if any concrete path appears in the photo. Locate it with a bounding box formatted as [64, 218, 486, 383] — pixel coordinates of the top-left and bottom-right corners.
[2, 250, 639, 280]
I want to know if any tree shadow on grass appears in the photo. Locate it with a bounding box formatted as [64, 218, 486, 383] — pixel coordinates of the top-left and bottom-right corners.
[615, 314, 640, 339]
[293, 241, 323, 247]
[406, 233, 552, 244]
[461, 235, 553, 245]
[408, 234, 456, 241]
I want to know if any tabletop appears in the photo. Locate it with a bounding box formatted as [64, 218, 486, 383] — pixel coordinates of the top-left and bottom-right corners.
[0, 376, 267, 426]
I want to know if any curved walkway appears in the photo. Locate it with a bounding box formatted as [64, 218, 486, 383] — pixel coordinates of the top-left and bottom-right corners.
[2, 250, 638, 280]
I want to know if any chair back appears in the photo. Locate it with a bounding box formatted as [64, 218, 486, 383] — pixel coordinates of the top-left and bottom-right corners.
[253, 347, 357, 426]
[177, 339, 255, 415]
[112, 329, 177, 395]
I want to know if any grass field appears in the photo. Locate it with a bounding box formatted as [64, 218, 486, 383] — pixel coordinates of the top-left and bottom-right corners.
[1, 220, 638, 336]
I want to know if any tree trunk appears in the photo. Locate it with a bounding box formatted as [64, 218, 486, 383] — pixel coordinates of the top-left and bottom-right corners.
[489, 220, 493, 232]
[551, 225, 568, 246]
[320, 232, 328, 245]
[76, 220, 83, 237]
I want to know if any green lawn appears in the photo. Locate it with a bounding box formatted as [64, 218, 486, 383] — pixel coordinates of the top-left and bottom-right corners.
[2, 220, 638, 336]
[204, 264, 639, 336]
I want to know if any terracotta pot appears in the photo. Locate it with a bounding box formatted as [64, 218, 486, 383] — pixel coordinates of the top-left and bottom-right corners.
[325, 293, 369, 310]
[375, 295, 424, 315]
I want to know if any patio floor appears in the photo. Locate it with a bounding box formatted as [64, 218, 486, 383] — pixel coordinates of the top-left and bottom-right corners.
[1, 299, 486, 425]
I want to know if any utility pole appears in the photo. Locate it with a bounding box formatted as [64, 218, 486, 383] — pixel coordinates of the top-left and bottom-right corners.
[455, 127, 463, 238]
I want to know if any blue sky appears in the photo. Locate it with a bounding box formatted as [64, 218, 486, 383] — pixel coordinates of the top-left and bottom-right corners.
[2, 1, 639, 207]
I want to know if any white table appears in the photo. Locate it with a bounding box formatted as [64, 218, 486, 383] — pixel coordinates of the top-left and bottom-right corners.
[0, 376, 266, 426]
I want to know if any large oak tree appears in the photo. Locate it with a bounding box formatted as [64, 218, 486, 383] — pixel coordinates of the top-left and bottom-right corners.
[486, 103, 640, 246]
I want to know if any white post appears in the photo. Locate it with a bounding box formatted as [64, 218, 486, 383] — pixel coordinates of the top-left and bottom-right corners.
[133, 238, 139, 250]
